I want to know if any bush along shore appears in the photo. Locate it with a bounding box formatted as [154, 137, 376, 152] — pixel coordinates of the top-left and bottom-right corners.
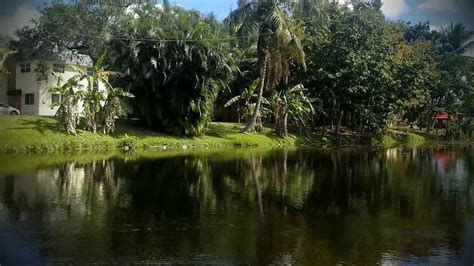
[0, 116, 438, 154]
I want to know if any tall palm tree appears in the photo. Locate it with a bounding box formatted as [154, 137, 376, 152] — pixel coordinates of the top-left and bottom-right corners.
[226, 0, 307, 133]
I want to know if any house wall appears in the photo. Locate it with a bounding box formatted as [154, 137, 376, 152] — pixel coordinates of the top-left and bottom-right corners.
[15, 60, 39, 115]
[15, 60, 93, 116]
[37, 63, 90, 116]
[0, 74, 7, 103]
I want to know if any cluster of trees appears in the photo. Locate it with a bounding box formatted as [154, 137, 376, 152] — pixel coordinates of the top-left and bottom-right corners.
[6, 0, 474, 137]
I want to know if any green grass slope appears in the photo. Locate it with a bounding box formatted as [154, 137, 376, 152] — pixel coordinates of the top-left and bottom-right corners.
[0, 116, 307, 153]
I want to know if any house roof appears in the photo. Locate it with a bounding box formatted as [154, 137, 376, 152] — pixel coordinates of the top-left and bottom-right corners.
[434, 113, 457, 120]
[2, 50, 93, 67]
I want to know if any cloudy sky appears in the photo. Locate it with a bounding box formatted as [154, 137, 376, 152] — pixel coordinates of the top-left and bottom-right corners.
[0, 0, 473, 37]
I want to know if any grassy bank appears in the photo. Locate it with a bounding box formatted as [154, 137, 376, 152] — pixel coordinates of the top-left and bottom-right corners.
[371, 129, 427, 148]
[0, 116, 433, 154]
[0, 116, 318, 154]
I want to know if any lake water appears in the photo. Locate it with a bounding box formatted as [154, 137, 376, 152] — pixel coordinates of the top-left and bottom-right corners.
[1, 146, 474, 264]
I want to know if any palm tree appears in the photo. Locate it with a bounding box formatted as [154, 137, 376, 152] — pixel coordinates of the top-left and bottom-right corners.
[439, 23, 474, 55]
[226, 0, 307, 133]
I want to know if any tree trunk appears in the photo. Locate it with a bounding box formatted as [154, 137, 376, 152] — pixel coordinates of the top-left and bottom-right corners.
[237, 106, 241, 123]
[275, 103, 288, 137]
[58, 94, 77, 135]
[242, 53, 268, 133]
[335, 109, 344, 141]
[249, 155, 263, 216]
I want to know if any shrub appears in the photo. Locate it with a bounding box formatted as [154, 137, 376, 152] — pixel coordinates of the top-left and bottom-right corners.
[119, 134, 138, 152]
[406, 133, 425, 146]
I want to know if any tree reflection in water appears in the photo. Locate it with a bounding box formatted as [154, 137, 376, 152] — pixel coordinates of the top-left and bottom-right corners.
[0, 146, 473, 264]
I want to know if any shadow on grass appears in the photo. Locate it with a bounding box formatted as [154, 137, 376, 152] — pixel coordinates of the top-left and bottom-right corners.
[9, 118, 57, 135]
[206, 123, 242, 139]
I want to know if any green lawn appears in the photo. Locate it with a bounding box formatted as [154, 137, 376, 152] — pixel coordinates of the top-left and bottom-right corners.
[0, 115, 434, 154]
[0, 115, 313, 153]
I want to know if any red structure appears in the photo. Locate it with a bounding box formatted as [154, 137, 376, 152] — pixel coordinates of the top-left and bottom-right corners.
[433, 112, 457, 127]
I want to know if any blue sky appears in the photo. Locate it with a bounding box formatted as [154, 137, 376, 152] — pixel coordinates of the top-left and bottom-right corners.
[171, 0, 237, 19]
[0, 0, 473, 37]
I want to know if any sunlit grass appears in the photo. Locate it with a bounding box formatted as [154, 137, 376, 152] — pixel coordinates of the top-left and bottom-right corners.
[0, 116, 303, 153]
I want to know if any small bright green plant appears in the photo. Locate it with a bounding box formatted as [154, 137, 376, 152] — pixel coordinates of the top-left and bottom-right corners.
[119, 134, 138, 152]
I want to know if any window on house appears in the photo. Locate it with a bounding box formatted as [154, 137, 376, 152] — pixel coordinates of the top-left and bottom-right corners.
[20, 63, 31, 73]
[25, 93, 34, 105]
[52, 94, 61, 104]
[53, 63, 65, 73]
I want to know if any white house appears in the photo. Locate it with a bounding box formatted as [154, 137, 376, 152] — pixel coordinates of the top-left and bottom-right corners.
[0, 51, 102, 116]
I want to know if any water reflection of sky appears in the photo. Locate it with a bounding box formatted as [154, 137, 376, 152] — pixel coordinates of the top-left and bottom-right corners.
[0, 204, 45, 264]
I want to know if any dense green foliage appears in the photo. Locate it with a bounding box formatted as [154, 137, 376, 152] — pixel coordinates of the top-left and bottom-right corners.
[109, 4, 238, 136]
[7, 0, 474, 138]
[302, 4, 400, 133]
[226, 0, 307, 132]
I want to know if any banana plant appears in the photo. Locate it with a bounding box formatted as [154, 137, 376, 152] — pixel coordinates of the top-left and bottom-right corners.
[50, 77, 83, 135]
[51, 54, 133, 134]
[70, 54, 133, 134]
[224, 78, 269, 123]
[272, 84, 319, 137]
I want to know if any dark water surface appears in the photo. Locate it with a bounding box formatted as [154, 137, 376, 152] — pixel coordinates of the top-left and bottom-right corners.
[1, 146, 474, 265]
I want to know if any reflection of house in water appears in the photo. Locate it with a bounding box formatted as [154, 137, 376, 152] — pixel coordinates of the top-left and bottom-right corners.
[434, 152, 466, 177]
[0, 170, 59, 264]
[385, 148, 419, 159]
[435, 152, 455, 169]
[0, 171, 43, 210]
[0, 162, 120, 263]
[0, 163, 114, 219]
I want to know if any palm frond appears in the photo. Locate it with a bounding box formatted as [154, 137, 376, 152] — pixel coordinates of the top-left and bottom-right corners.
[224, 95, 243, 108]
[289, 84, 306, 93]
[224, 1, 259, 30]
[248, 78, 260, 96]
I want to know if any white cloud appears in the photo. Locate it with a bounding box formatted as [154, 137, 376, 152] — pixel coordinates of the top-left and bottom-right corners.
[381, 0, 408, 18]
[418, 0, 461, 12]
[337, 0, 408, 17]
[465, 37, 474, 58]
[336, 0, 354, 10]
[466, 49, 474, 58]
[0, 5, 38, 37]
